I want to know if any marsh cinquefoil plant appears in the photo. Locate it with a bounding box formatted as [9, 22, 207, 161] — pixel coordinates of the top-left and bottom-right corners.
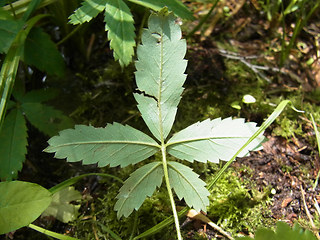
[45, 10, 265, 239]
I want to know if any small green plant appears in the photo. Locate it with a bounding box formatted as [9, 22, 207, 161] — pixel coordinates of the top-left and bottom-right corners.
[236, 221, 317, 240]
[45, 10, 267, 239]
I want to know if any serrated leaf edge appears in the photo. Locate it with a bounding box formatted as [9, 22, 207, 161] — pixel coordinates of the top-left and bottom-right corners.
[168, 161, 209, 211]
[115, 161, 163, 217]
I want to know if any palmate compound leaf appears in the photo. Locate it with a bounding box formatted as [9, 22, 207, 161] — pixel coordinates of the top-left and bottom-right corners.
[0, 108, 27, 181]
[104, 0, 136, 67]
[168, 161, 210, 212]
[45, 123, 160, 167]
[134, 11, 187, 142]
[167, 117, 265, 163]
[114, 162, 163, 218]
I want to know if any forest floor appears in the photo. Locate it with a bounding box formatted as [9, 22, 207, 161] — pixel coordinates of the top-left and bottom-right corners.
[179, 1, 320, 239]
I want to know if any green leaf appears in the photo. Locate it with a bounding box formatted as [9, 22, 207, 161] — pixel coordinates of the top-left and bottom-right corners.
[6, 100, 16, 111]
[45, 123, 160, 167]
[104, 0, 135, 67]
[168, 161, 209, 212]
[127, 0, 194, 20]
[0, 108, 27, 181]
[134, 11, 187, 141]
[22, 102, 74, 137]
[69, 0, 107, 24]
[114, 162, 163, 218]
[23, 27, 65, 77]
[42, 186, 81, 223]
[0, 181, 52, 234]
[167, 118, 265, 163]
[0, 7, 14, 17]
[0, 19, 24, 53]
[236, 221, 317, 240]
[18, 88, 59, 103]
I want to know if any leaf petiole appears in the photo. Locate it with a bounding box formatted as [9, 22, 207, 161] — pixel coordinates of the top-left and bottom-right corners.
[161, 145, 182, 240]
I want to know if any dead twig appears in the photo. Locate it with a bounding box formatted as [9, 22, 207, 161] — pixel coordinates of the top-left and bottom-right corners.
[187, 209, 234, 240]
[300, 186, 320, 239]
[217, 49, 302, 83]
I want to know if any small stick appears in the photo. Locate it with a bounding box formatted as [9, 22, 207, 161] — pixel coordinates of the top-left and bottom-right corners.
[187, 209, 234, 240]
[300, 186, 320, 239]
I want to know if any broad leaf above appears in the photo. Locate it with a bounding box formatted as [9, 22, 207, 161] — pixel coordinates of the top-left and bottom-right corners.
[0, 181, 52, 234]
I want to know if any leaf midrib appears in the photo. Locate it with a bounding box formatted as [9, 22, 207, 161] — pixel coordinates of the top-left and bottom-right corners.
[166, 136, 253, 147]
[118, 162, 162, 209]
[158, 20, 165, 143]
[50, 140, 160, 148]
[168, 162, 207, 206]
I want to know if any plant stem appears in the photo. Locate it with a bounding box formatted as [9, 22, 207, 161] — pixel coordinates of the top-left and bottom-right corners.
[28, 223, 79, 240]
[207, 100, 291, 191]
[161, 145, 182, 240]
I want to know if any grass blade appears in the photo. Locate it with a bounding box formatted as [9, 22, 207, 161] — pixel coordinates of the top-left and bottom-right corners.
[207, 100, 290, 191]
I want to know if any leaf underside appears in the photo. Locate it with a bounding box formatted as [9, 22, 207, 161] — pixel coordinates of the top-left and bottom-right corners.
[104, 0, 136, 67]
[69, 0, 107, 24]
[134, 11, 187, 141]
[45, 123, 159, 167]
[168, 161, 209, 212]
[0, 109, 27, 181]
[0, 181, 52, 235]
[167, 118, 265, 163]
[114, 162, 163, 218]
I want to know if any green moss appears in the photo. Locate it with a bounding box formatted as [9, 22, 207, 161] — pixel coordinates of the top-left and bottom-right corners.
[205, 164, 276, 236]
[273, 116, 304, 139]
